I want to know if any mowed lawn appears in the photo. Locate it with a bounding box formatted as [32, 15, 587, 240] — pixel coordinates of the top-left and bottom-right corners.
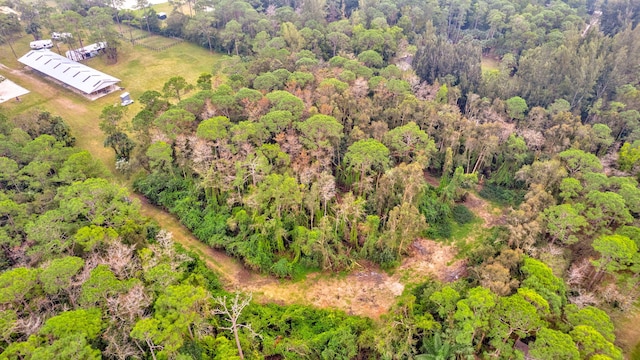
[0, 33, 224, 175]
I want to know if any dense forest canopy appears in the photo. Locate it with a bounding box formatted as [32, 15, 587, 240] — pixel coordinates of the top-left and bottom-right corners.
[1, 0, 640, 358]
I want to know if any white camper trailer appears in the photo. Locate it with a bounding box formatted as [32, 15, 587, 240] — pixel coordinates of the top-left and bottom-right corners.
[29, 39, 53, 50]
[65, 42, 107, 61]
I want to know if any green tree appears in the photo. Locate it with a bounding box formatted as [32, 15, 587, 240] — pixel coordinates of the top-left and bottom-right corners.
[520, 258, 566, 314]
[154, 284, 209, 344]
[247, 174, 302, 219]
[0, 267, 39, 308]
[566, 304, 616, 342]
[542, 204, 588, 245]
[383, 121, 436, 166]
[343, 139, 390, 195]
[40, 308, 103, 340]
[31, 334, 101, 360]
[296, 114, 344, 152]
[357, 50, 384, 67]
[584, 191, 633, 231]
[0, 13, 22, 58]
[197, 116, 232, 142]
[259, 111, 295, 136]
[162, 76, 191, 102]
[146, 141, 174, 172]
[39, 256, 84, 298]
[154, 108, 196, 139]
[80, 264, 128, 307]
[73, 225, 118, 253]
[505, 96, 528, 120]
[58, 150, 108, 183]
[558, 149, 603, 176]
[429, 286, 460, 328]
[265, 91, 305, 119]
[220, 20, 243, 55]
[280, 22, 304, 52]
[130, 318, 164, 360]
[55, 178, 137, 227]
[380, 202, 427, 258]
[104, 132, 136, 161]
[592, 234, 637, 274]
[99, 104, 127, 136]
[489, 292, 547, 352]
[570, 325, 623, 360]
[453, 286, 496, 349]
[529, 328, 580, 360]
[618, 141, 640, 173]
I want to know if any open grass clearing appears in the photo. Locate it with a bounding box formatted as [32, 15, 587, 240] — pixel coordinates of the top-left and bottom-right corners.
[119, 26, 151, 41]
[137, 35, 182, 48]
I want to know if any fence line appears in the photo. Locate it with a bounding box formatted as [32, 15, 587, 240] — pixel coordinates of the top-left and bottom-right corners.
[119, 31, 184, 52]
[133, 37, 184, 52]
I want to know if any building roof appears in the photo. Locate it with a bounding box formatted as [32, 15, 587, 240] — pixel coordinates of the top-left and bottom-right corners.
[17, 50, 120, 94]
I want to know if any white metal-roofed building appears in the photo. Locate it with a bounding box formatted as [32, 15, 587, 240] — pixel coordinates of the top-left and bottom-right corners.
[18, 50, 120, 100]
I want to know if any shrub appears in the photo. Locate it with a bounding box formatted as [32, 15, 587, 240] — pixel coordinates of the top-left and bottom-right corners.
[479, 184, 524, 206]
[452, 204, 474, 225]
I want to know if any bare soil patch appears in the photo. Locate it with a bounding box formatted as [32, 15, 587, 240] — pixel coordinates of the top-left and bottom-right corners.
[423, 171, 441, 187]
[463, 192, 506, 228]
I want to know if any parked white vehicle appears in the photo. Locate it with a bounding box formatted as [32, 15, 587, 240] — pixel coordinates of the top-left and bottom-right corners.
[51, 32, 72, 40]
[29, 39, 53, 50]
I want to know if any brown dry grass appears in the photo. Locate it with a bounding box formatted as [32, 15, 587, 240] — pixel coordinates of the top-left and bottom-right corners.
[611, 307, 640, 358]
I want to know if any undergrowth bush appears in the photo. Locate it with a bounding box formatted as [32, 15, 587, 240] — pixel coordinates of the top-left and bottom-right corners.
[452, 204, 474, 224]
[478, 184, 524, 206]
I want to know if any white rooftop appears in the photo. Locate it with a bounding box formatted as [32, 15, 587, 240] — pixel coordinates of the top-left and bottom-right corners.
[0, 77, 30, 103]
[18, 50, 120, 95]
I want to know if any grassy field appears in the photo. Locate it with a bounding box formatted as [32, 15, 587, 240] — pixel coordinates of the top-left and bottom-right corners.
[0, 33, 224, 173]
[121, 27, 151, 40]
[137, 35, 182, 48]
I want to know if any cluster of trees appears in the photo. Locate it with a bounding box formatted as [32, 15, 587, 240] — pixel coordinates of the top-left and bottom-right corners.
[3, 0, 640, 356]
[0, 110, 377, 359]
[377, 257, 624, 359]
[107, 1, 638, 353]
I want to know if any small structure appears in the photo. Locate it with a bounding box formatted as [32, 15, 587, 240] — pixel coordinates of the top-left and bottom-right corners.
[30, 39, 53, 50]
[18, 50, 121, 100]
[157, 12, 167, 20]
[51, 32, 72, 41]
[0, 75, 30, 104]
[65, 42, 107, 62]
[120, 92, 134, 106]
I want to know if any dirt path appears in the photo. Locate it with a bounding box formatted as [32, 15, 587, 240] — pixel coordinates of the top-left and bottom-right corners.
[133, 194, 462, 318]
[463, 192, 506, 228]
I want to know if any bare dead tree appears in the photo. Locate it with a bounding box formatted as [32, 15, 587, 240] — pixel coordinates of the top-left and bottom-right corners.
[103, 327, 142, 360]
[102, 241, 136, 279]
[212, 292, 261, 360]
